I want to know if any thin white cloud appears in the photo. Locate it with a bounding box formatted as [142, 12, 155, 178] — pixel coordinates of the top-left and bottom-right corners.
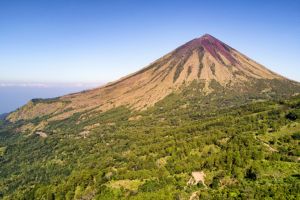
[0, 82, 104, 88]
[0, 83, 49, 87]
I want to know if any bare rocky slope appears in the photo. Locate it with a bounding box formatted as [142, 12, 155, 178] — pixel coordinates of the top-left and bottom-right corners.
[7, 34, 300, 123]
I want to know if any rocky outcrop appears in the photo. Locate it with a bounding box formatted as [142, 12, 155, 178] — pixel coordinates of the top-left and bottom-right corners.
[187, 171, 206, 187]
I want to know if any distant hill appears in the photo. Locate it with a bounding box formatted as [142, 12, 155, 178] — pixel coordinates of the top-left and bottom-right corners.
[0, 113, 8, 120]
[0, 84, 100, 114]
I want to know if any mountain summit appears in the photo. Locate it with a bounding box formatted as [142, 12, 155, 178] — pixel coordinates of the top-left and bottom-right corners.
[7, 34, 299, 122]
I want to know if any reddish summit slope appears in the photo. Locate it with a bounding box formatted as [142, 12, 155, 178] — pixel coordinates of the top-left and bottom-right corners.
[176, 34, 237, 65]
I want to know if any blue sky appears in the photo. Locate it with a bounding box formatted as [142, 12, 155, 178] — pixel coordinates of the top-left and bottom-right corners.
[0, 0, 300, 84]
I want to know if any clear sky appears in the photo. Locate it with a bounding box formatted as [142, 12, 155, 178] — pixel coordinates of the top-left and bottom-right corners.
[0, 0, 300, 84]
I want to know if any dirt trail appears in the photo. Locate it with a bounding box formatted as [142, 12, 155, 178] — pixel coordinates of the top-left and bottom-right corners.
[254, 135, 278, 152]
[189, 191, 199, 200]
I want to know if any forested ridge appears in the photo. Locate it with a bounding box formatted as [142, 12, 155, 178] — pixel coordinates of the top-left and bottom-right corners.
[0, 82, 300, 199]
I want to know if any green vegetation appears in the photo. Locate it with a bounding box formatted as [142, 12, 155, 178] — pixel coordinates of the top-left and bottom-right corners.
[210, 63, 216, 76]
[0, 146, 6, 156]
[0, 83, 300, 199]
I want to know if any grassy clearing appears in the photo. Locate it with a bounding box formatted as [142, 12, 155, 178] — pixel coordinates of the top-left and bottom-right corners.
[108, 179, 145, 191]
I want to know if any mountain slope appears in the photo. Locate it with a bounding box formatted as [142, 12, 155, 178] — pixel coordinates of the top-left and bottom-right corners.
[1, 34, 300, 199]
[7, 34, 299, 123]
[1, 88, 300, 199]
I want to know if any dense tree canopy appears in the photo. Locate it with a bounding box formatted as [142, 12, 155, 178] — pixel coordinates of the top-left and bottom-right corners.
[0, 83, 300, 199]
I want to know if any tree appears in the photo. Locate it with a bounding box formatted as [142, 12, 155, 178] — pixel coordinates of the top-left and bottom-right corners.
[245, 167, 257, 180]
[286, 112, 298, 121]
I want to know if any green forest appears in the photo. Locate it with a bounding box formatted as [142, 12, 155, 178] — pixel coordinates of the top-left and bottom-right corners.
[0, 83, 300, 199]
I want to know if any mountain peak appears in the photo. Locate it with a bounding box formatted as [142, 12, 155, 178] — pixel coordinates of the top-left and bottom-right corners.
[198, 33, 225, 46]
[198, 33, 217, 41]
[201, 33, 214, 38]
[7, 34, 296, 122]
[175, 34, 236, 65]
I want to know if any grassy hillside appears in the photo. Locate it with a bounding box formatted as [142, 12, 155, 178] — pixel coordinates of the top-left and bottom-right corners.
[0, 83, 300, 199]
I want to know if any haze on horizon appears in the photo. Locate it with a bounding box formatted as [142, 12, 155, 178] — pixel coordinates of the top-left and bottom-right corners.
[0, 0, 300, 113]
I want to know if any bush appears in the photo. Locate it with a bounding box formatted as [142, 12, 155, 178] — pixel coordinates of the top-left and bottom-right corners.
[138, 180, 161, 192]
[245, 167, 258, 181]
[210, 176, 220, 189]
[292, 132, 300, 140]
[285, 112, 298, 121]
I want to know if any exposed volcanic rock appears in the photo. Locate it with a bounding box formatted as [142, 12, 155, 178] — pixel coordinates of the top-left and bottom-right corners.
[7, 34, 299, 122]
[175, 34, 237, 65]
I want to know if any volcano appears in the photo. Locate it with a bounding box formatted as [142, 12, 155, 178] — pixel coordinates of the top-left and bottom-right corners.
[2, 34, 300, 199]
[7, 34, 300, 122]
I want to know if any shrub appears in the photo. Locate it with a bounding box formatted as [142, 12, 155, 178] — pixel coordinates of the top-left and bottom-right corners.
[285, 112, 298, 121]
[138, 180, 161, 192]
[245, 167, 258, 181]
[292, 132, 300, 140]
